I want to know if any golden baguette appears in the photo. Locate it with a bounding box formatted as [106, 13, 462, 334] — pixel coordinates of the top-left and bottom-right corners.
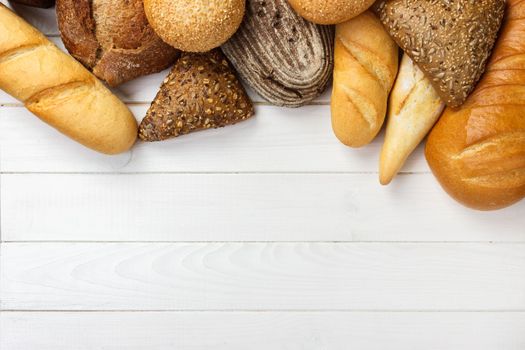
[380, 54, 444, 185]
[0, 5, 137, 154]
[331, 11, 398, 148]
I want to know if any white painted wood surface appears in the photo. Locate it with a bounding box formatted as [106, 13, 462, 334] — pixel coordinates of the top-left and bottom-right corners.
[1, 2, 524, 349]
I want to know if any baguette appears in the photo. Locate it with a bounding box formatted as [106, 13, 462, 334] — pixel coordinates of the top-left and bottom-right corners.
[331, 11, 398, 148]
[426, 0, 525, 210]
[380, 54, 444, 185]
[0, 5, 137, 154]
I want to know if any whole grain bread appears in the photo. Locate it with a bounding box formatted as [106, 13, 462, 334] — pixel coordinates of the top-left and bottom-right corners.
[56, 0, 179, 87]
[375, 0, 505, 108]
[221, 0, 334, 108]
[139, 49, 254, 142]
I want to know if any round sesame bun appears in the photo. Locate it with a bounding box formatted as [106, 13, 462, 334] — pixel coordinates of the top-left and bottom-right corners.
[286, 0, 375, 24]
[144, 0, 245, 52]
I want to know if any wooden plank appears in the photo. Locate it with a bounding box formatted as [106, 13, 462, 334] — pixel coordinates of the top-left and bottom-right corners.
[2, 174, 524, 242]
[2, 311, 525, 350]
[0, 105, 427, 173]
[2, 242, 525, 310]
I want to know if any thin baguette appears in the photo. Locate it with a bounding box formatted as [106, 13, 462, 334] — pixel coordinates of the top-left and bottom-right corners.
[380, 54, 445, 185]
[0, 4, 137, 154]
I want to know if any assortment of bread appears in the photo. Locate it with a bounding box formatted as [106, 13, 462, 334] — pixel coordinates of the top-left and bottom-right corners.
[0, 1, 523, 211]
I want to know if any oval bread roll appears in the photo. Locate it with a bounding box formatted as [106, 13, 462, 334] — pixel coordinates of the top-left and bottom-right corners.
[426, 0, 525, 210]
[331, 11, 398, 148]
[0, 5, 137, 155]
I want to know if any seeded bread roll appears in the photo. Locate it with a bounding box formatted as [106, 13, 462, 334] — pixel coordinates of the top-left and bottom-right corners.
[56, 0, 179, 87]
[426, 0, 525, 210]
[287, 0, 375, 24]
[0, 5, 137, 154]
[375, 0, 505, 108]
[331, 11, 398, 148]
[144, 0, 245, 52]
[139, 50, 254, 141]
[10, 0, 54, 8]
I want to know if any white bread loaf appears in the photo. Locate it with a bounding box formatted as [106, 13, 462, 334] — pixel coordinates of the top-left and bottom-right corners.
[331, 11, 398, 148]
[0, 5, 137, 154]
[380, 54, 445, 185]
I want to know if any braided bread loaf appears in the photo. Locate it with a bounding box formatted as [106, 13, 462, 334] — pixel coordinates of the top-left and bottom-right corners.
[331, 11, 398, 148]
[426, 0, 525, 210]
[0, 5, 137, 154]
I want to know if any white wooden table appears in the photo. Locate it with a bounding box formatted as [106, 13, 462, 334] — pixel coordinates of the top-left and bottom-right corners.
[1, 3, 524, 349]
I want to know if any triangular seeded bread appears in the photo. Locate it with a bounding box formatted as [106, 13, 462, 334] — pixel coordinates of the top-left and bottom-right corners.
[139, 49, 254, 142]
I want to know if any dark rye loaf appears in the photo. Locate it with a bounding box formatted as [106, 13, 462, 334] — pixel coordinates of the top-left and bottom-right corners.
[56, 0, 179, 87]
[222, 0, 334, 108]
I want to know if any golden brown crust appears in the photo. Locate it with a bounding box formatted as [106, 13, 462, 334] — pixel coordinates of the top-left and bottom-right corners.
[331, 11, 398, 148]
[56, 0, 179, 87]
[139, 50, 254, 142]
[375, 0, 505, 108]
[426, 0, 525, 210]
[144, 0, 245, 52]
[286, 0, 375, 24]
[0, 5, 137, 154]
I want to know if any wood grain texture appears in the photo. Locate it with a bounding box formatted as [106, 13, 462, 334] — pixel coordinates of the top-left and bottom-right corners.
[2, 312, 525, 350]
[2, 174, 525, 242]
[2, 243, 525, 310]
[0, 105, 427, 173]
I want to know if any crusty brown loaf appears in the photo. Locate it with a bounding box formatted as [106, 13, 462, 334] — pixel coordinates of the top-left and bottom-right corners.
[56, 0, 179, 87]
[10, 0, 54, 8]
[426, 0, 525, 210]
[287, 0, 375, 24]
[144, 0, 245, 52]
[331, 11, 398, 148]
[0, 5, 137, 154]
[139, 49, 254, 141]
[375, 0, 505, 108]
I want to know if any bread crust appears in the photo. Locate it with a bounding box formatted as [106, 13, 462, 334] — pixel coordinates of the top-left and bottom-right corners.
[0, 5, 137, 154]
[221, 0, 334, 108]
[331, 11, 398, 148]
[287, 0, 375, 24]
[144, 0, 245, 52]
[56, 0, 179, 87]
[426, 0, 525, 210]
